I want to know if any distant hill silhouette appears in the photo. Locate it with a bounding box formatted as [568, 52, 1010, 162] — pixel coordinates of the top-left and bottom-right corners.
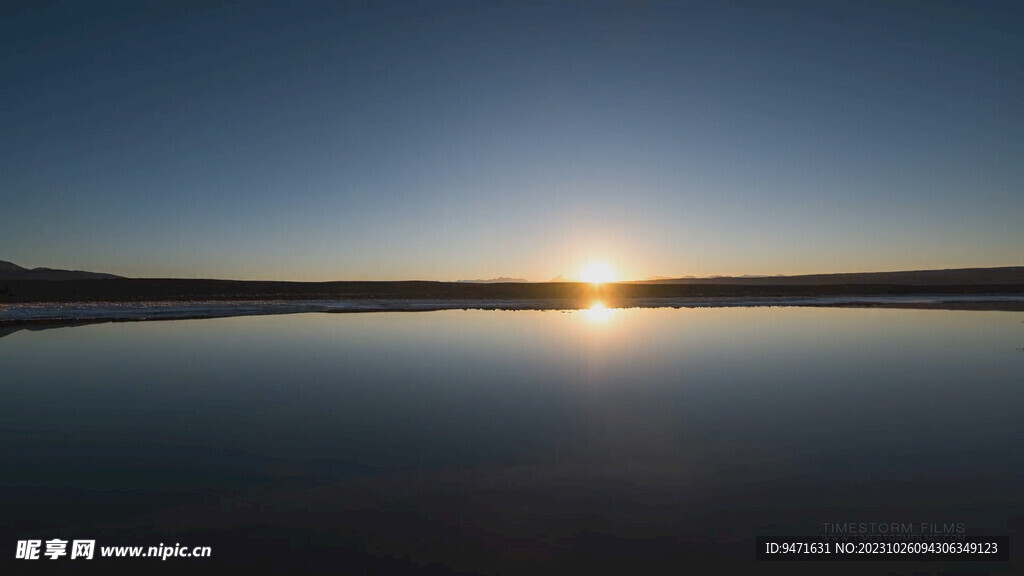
[0, 260, 121, 280]
[632, 267, 1024, 286]
[456, 277, 529, 283]
[1, 264, 1023, 304]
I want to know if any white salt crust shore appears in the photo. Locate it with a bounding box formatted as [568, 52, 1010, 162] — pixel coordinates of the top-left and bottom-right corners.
[2, 295, 1024, 326]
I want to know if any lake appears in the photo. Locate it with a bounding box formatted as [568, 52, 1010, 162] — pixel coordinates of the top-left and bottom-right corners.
[3, 306, 1022, 573]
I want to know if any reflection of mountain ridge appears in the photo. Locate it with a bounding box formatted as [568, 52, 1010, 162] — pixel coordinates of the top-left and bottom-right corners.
[0, 320, 121, 340]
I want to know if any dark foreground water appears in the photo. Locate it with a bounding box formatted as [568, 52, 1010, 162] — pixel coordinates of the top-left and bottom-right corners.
[2, 307, 1022, 574]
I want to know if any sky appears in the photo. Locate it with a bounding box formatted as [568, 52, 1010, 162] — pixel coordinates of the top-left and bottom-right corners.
[1, 0, 1021, 281]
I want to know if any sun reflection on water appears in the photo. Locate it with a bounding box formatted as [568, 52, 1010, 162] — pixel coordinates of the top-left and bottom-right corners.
[582, 301, 615, 323]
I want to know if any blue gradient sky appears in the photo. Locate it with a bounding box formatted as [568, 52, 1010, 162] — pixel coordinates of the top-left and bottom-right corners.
[2, 1, 1021, 281]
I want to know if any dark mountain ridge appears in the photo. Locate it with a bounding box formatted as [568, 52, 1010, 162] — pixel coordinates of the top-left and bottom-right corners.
[2, 263, 1022, 304]
[633, 267, 1024, 286]
[0, 260, 121, 280]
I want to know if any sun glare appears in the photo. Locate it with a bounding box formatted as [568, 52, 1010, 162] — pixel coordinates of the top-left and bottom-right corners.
[580, 262, 616, 284]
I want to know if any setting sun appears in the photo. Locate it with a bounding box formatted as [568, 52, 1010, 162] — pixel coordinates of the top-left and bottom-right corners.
[580, 262, 617, 284]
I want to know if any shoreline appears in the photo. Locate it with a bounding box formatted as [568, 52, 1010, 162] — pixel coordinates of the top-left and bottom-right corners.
[4, 278, 1024, 303]
[2, 295, 1023, 334]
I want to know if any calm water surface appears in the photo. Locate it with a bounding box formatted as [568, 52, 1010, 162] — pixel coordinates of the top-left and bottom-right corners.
[2, 307, 1022, 574]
